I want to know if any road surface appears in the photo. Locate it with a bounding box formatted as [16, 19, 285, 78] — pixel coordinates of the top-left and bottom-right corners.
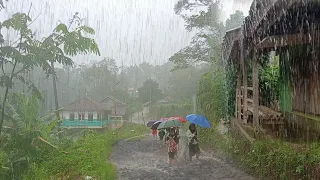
[111, 134, 254, 180]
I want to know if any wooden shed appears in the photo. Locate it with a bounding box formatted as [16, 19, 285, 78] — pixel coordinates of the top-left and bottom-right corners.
[223, 0, 320, 140]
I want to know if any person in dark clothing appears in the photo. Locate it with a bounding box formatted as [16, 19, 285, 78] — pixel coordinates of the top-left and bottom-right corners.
[187, 123, 200, 161]
[158, 129, 165, 140]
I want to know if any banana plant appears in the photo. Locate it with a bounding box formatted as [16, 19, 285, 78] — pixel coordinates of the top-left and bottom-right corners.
[0, 92, 61, 179]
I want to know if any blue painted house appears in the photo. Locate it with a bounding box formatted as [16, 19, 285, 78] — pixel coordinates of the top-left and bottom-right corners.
[60, 97, 110, 129]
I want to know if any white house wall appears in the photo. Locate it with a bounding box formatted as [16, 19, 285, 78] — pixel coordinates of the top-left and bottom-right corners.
[60, 111, 99, 120]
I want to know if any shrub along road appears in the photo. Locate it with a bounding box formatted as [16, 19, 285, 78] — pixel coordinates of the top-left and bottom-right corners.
[111, 133, 254, 180]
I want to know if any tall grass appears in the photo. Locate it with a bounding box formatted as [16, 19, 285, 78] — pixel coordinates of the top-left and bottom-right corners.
[24, 122, 149, 180]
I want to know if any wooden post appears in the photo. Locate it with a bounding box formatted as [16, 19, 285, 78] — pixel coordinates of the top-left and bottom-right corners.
[236, 63, 242, 120]
[252, 48, 260, 136]
[241, 39, 248, 123]
[235, 88, 238, 118]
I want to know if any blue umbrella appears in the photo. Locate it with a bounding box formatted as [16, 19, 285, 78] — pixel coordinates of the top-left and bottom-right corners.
[186, 114, 212, 128]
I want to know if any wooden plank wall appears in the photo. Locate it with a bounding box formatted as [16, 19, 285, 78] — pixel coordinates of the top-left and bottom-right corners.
[290, 29, 320, 115]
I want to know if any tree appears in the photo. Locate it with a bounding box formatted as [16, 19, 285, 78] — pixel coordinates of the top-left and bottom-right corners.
[225, 10, 245, 31]
[170, 1, 245, 71]
[0, 0, 6, 10]
[138, 79, 163, 103]
[0, 13, 44, 135]
[41, 13, 100, 120]
[169, 0, 224, 70]
[167, 67, 204, 102]
[0, 12, 100, 134]
[79, 58, 118, 100]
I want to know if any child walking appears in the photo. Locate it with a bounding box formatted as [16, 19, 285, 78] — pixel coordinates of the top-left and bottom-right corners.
[151, 129, 157, 140]
[166, 128, 178, 165]
[187, 123, 200, 162]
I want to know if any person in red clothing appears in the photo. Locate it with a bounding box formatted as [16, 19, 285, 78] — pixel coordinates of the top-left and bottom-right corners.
[166, 128, 178, 165]
[151, 129, 157, 140]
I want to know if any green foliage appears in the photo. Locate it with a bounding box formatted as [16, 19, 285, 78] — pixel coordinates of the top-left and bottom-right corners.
[174, 0, 221, 31]
[197, 68, 226, 121]
[225, 10, 245, 31]
[0, 92, 58, 180]
[24, 122, 150, 179]
[0, 12, 100, 134]
[138, 79, 163, 103]
[225, 63, 237, 116]
[170, 1, 223, 70]
[52, 23, 100, 56]
[203, 125, 320, 180]
[150, 103, 191, 119]
[167, 67, 204, 102]
[259, 54, 280, 106]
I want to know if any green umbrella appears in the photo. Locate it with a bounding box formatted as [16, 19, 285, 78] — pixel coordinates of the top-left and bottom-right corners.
[157, 119, 184, 129]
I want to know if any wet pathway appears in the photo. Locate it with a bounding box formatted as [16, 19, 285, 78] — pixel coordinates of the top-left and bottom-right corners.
[111, 134, 254, 180]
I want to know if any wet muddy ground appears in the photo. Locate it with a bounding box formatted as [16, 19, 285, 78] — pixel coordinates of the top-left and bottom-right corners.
[111, 134, 254, 180]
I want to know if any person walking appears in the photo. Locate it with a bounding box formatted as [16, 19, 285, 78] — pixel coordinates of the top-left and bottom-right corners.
[187, 123, 200, 162]
[166, 128, 178, 166]
[151, 129, 157, 140]
[158, 129, 165, 141]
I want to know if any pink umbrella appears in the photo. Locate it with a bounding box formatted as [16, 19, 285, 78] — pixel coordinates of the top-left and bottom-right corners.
[159, 117, 169, 121]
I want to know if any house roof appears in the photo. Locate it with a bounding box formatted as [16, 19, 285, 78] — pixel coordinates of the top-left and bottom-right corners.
[63, 97, 105, 111]
[100, 96, 125, 105]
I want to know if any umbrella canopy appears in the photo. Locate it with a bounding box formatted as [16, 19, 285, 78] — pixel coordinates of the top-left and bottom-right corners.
[186, 114, 211, 128]
[151, 121, 162, 130]
[159, 117, 169, 121]
[168, 116, 187, 123]
[157, 119, 184, 130]
[146, 120, 157, 127]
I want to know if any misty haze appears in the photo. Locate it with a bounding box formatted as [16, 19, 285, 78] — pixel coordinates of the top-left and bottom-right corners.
[1, 0, 319, 179]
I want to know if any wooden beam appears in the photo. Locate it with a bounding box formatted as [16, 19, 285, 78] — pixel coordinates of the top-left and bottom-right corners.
[234, 118, 254, 143]
[256, 32, 313, 49]
[241, 38, 248, 124]
[252, 48, 260, 136]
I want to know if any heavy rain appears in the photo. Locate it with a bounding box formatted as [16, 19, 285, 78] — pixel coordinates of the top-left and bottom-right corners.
[1, 0, 320, 179]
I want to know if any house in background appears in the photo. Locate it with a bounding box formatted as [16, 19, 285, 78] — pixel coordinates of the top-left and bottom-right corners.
[60, 96, 125, 129]
[60, 97, 106, 128]
[100, 96, 126, 120]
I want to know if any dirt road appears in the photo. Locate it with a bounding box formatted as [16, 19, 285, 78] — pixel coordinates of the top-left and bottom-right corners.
[111, 134, 254, 180]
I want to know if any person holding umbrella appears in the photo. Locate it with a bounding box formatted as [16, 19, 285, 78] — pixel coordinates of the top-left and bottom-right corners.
[166, 128, 178, 166]
[187, 123, 200, 162]
[158, 129, 165, 141]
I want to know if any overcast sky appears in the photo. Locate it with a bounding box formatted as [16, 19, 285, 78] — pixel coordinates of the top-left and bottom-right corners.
[0, 0, 251, 67]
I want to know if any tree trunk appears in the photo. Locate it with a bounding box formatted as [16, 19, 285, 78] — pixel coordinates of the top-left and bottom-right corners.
[0, 61, 18, 135]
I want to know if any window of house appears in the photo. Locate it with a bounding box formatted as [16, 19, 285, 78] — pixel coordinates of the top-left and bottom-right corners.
[78, 111, 85, 120]
[88, 112, 93, 121]
[97, 113, 102, 120]
[70, 113, 75, 121]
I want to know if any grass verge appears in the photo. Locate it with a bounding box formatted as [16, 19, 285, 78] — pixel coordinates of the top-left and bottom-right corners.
[199, 124, 320, 180]
[24, 122, 149, 180]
